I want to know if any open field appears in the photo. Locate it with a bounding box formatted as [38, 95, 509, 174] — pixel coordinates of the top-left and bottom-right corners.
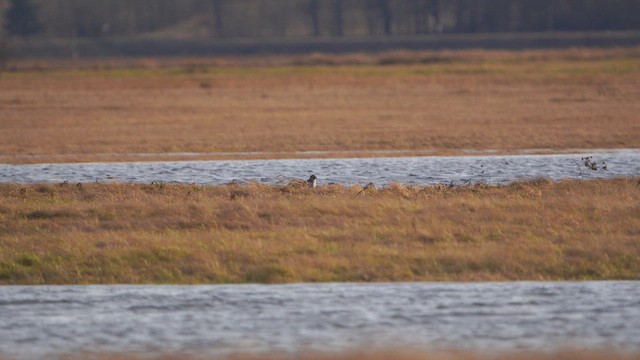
[1, 178, 638, 284]
[1, 48, 640, 164]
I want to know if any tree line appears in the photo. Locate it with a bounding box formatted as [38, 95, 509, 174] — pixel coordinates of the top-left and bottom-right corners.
[4, 0, 640, 39]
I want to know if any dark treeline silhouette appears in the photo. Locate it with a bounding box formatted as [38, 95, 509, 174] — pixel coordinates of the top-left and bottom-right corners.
[4, 0, 640, 39]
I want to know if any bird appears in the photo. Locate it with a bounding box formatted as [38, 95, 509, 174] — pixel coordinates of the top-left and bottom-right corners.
[307, 175, 317, 188]
[358, 182, 376, 195]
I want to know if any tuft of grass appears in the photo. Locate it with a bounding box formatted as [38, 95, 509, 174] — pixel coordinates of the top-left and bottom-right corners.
[1, 178, 639, 284]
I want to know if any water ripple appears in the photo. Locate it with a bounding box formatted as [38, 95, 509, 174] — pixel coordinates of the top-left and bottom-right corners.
[1, 282, 640, 359]
[1, 150, 639, 185]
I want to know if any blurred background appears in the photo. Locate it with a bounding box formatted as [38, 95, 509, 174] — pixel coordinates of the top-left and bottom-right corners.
[1, 0, 640, 60]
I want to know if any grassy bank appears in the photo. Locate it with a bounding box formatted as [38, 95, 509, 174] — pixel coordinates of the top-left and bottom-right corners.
[2, 48, 640, 164]
[1, 178, 638, 284]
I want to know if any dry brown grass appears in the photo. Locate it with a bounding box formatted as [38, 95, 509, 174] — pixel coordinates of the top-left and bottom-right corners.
[1, 178, 638, 284]
[1, 48, 640, 164]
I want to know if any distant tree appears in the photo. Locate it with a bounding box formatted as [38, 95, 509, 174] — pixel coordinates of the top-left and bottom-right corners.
[378, 0, 392, 35]
[11, 0, 640, 39]
[365, 0, 392, 36]
[0, 0, 9, 70]
[429, 0, 443, 33]
[5, 0, 41, 36]
[454, 0, 467, 32]
[333, 0, 343, 37]
[212, 0, 224, 38]
[411, 0, 429, 34]
[308, 0, 320, 36]
[545, 0, 556, 31]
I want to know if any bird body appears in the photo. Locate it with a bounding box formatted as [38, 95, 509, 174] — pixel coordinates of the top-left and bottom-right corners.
[307, 175, 317, 188]
[358, 182, 376, 195]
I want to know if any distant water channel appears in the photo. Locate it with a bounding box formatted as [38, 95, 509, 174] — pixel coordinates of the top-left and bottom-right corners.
[1, 150, 639, 186]
[1, 282, 639, 359]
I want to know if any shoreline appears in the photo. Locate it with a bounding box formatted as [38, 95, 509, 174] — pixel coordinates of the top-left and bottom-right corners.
[2, 147, 639, 165]
[2, 349, 640, 360]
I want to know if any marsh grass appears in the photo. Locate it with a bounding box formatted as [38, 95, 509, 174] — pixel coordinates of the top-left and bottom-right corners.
[1, 178, 638, 284]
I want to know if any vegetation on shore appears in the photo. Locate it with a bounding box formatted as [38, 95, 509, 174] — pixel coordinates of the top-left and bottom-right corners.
[1, 48, 640, 164]
[1, 178, 638, 285]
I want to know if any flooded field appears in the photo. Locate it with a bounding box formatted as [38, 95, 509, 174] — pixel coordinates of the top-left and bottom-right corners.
[0, 150, 638, 186]
[1, 282, 639, 359]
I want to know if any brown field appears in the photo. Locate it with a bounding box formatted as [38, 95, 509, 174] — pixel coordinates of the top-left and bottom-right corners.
[1, 48, 640, 164]
[1, 178, 638, 285]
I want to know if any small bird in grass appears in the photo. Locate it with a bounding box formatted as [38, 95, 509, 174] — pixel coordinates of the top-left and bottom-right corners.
[358, 182, 376, 195]
[307, 175, 317, 188]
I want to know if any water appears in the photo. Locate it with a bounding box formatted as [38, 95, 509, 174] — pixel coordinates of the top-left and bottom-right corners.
[1, 150, 638, 186]
[1, 282, 639, 359]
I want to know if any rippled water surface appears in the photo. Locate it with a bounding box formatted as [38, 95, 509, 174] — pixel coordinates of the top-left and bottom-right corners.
[1, 282, 639, 359]
[1, 150, 639, 185]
